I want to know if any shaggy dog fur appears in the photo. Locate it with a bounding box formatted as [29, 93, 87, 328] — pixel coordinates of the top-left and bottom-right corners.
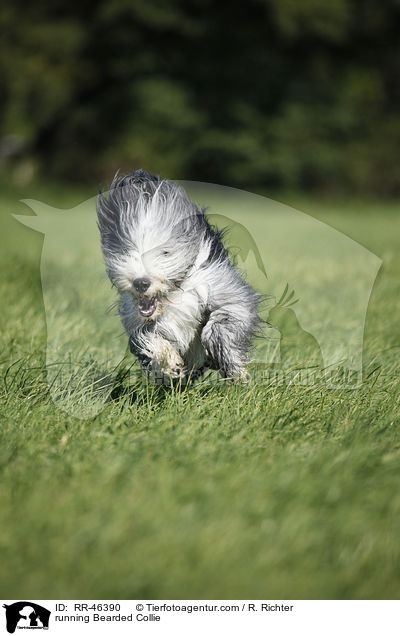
[97, 169, 261, 383]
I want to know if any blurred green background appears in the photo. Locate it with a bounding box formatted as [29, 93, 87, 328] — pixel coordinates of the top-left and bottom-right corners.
[1, 0, 400, 194]
[1, 0, 400, 601]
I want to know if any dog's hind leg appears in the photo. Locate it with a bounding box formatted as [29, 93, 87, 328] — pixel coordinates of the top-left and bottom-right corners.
[201, 311, 251, 380]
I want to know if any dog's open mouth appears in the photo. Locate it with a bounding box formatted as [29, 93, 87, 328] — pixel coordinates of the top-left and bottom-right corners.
[138, 295, 158, 318]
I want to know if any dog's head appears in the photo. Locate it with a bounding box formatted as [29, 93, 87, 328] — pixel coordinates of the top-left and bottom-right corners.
[97, 170, 207, 319]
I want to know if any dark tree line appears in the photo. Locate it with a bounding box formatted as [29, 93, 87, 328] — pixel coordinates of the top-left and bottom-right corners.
[1, 0, 399, 193]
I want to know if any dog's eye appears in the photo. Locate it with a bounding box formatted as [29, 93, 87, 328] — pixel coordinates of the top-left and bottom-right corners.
[162, 250, 170, 256]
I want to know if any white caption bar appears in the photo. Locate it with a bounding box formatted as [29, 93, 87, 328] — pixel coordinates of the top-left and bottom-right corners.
[1, 600, 399, 635]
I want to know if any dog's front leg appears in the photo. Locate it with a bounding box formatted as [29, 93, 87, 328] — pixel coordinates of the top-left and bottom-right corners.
[201, 310, 251, 380]
[149, 336, 186, 380]
[129, 327, 185, 380]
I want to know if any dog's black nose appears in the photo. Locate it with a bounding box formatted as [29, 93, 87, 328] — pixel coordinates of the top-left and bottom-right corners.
[133, 277, 151, 293]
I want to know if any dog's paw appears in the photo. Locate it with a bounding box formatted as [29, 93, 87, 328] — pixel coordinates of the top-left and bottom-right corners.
[153, 340, 186, 381]
[162, 358, 186, 380]
[148, 361, 186, 385]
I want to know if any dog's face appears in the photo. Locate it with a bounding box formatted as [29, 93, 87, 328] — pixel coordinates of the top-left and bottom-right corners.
[97, 172, 203, 320]
[109, 233, 198, 319]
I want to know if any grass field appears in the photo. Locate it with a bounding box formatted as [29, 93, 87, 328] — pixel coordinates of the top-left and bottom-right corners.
[0, 177, 399, 599]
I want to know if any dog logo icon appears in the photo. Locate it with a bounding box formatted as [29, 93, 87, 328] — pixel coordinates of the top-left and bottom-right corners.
[2, 602, 51, 633]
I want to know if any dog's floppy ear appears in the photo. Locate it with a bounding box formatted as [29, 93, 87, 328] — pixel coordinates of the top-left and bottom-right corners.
[97, 189, 115, 230]
[98, 168, 170, 259]
[96, 175, 132, 257]
[97, 171, 122, 230]
[97, 190, 116, 255]
[97, 169, 161, 256]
